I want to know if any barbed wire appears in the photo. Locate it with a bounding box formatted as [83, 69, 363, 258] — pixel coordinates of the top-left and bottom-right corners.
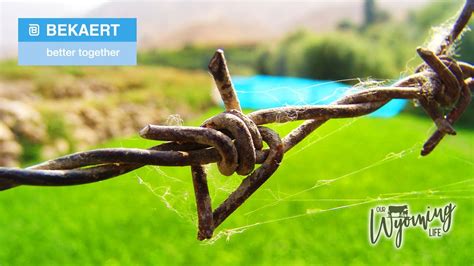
[1, 0, 473, 240]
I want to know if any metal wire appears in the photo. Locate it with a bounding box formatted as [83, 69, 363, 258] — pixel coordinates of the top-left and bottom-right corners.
[1, 0, 472, 240]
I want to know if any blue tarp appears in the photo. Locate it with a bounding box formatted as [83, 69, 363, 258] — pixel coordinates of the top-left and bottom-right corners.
[230, 75, 406, 118]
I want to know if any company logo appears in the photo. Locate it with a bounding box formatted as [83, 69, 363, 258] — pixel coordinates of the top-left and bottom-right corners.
[18, 18, 136, 66]
[369, 203, 456, 248]
[45, 23, 121, 37]
[28, 24, 40, 36]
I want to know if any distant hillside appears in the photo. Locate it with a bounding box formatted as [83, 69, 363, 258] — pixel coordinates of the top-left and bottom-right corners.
[0, 0, 429, 58]
[86, 0, 429, 49]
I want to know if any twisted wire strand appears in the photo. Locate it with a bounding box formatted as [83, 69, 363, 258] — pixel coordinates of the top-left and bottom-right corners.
[0, 0, 472, 240]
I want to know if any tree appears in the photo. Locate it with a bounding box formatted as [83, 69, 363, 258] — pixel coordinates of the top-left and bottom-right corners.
[364, 0, 376, 27]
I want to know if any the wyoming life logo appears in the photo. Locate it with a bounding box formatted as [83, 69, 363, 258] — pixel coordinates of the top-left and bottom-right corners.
[369, 203, 456, 248]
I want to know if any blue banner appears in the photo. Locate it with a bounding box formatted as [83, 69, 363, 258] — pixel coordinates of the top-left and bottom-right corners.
[18, 18, 137, 42]
[18, 18, 137, 65]
[18, 42, 137, 65]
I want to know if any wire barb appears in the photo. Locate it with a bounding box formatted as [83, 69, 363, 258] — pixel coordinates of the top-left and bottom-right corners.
[0, 1, 473, 240]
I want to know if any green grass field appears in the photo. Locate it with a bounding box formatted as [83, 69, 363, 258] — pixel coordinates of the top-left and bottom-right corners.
[0, 109, 472, 265]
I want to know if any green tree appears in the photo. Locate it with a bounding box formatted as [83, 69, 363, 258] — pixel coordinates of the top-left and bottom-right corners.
[364, 0, 376, 27]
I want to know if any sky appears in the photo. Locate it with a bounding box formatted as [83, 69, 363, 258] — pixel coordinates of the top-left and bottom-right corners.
[0, 0, 107, 14]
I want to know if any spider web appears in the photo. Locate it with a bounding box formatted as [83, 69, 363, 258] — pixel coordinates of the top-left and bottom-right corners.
[133, 76, 473, 243]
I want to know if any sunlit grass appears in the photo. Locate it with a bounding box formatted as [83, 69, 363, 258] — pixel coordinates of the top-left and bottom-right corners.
[0, 109, 472, 265]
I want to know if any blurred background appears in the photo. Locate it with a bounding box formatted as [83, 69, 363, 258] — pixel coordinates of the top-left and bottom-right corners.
[0, 0, 472, 265]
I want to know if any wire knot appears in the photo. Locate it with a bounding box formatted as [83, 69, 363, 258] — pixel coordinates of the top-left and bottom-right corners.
[201, 109, 264, 176]
[415, 47, 472, 155]
[416, 53, 463, 109]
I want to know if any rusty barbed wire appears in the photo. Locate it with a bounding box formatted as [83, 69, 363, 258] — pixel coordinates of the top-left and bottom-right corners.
[1, 0, 473, 240]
